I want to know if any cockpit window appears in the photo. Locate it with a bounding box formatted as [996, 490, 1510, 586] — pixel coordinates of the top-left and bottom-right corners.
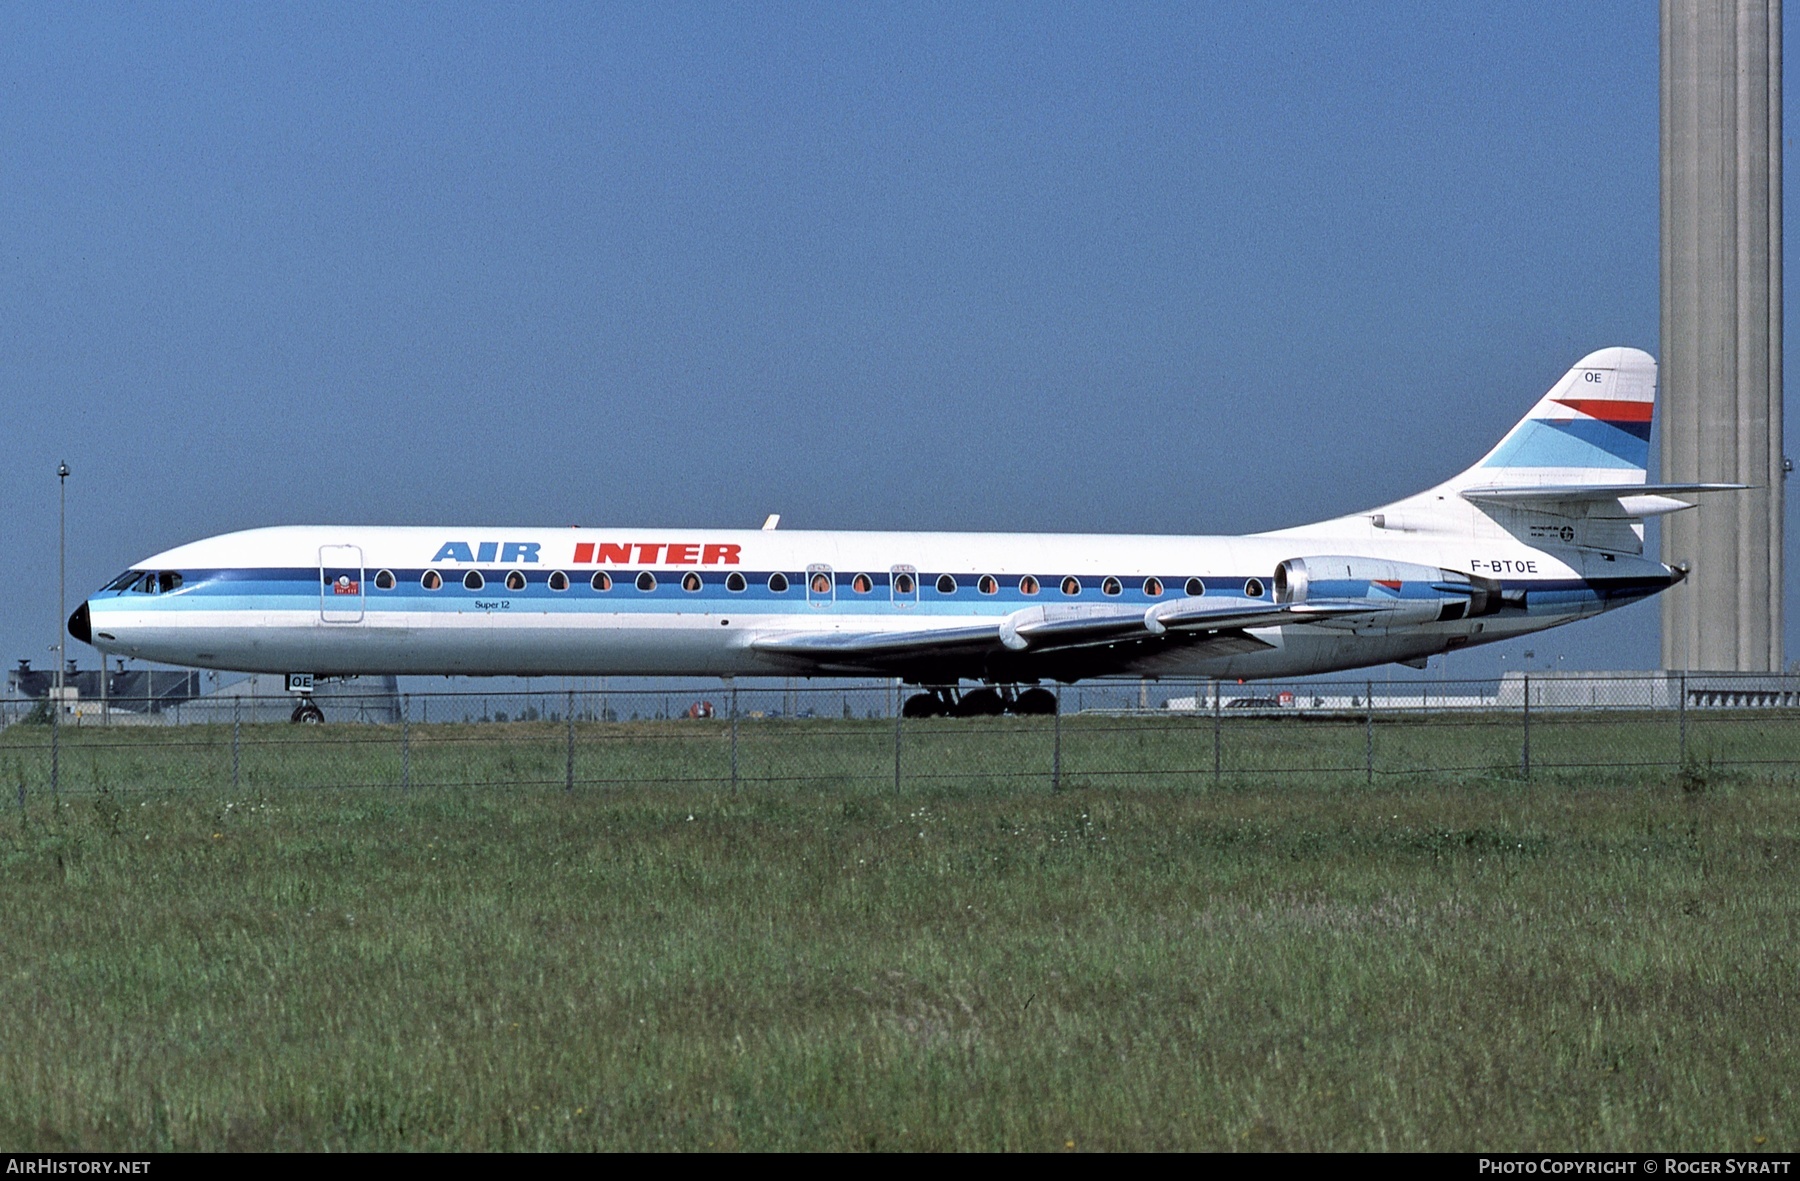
[157, 572, 183, 592]
[104, 571, 141, 592]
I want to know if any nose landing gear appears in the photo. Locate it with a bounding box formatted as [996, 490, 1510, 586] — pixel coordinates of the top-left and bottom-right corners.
[290, 698, 326, 724]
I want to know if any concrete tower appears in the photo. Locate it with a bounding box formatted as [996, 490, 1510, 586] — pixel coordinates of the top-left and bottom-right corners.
[1659, 0, 1784, 672]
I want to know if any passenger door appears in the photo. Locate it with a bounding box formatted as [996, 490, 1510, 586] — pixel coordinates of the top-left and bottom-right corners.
[320, 545, 365, 623]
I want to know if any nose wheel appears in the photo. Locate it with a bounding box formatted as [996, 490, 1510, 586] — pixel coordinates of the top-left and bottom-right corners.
[290, 698, 325, 724]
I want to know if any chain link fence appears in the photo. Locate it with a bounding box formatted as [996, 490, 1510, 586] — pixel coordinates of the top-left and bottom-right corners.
[3, 673, 1798, 799]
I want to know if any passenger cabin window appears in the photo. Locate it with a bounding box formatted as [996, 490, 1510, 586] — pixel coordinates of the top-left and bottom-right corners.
[422, 570, 443, 591]
[891, 566, 918, 607]
[1101, 577, 1122, 596]
[636, 571, 657, 592]
[505, 570, 527, 591]
[591, 571, 613, 592]
[1143, 577, 1163, 597]
[375, 569, 396, 591]
[682, 572, 703, 592]
[1185, 577, 1205, 596]
[935, 574, 957, 595]
[463, 570, 485, 591]
[768, 572, 790, 593]
[1019, 575, 1040, 595]
[1244, 578, 1265, 598]
[851, 573, 872, 594]
[548, 570, 569, 591]
[1060, 576, 1081, 596]
[978, 575, 998, 595]
[811, 572, 832, 594]
[726, 572, 747, 592]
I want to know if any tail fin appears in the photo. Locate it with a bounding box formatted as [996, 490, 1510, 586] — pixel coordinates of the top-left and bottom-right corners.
[1453, 346, 1655, 489]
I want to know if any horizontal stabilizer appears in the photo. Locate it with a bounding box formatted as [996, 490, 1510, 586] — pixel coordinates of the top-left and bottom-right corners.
[1460, 482, 1746, 504]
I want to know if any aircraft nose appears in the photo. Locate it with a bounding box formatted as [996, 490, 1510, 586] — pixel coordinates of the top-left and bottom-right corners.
[68, 601, 91, 645]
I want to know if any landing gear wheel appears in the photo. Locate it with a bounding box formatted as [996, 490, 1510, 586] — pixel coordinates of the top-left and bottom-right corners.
[1013, 687, 1058, 716]
[902, 692, 945, 718]
[953, 687, 1005, 717]
[291, 701, 325, 725]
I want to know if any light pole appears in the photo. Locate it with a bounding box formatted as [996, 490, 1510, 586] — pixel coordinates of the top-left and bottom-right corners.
[56, 461, 69, 710]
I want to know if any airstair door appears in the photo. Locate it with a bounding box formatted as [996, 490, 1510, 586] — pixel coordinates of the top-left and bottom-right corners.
[320, 545, 365, 623]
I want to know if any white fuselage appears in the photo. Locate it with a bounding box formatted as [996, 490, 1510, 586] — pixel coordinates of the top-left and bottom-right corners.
[74, 523, 1670, 684]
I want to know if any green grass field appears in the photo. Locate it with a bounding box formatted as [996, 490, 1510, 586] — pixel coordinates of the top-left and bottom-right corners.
[1, 718, 1796, 1150]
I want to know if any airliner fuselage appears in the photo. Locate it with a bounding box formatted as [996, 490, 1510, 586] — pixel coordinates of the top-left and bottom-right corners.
[67, 349, 1727, 714]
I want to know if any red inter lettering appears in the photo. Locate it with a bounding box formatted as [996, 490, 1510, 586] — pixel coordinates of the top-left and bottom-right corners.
[665, 543, 699, 565]
[702, 543, 742, 565]
[573, 543, 595, 564]
[595, 543, 633, 564]
[635, 542, 664, 564]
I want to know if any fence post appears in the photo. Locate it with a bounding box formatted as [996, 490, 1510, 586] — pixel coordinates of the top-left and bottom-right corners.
[402, 695, 411, 793]
[1212, 681, 1222, 784]
[565, 690, 575, 794]
[730, 684, 740, 795]
[232, 696, 241, 792]
[893, 693, 903, 795]
[1521, 673, 1531, 781]
[1365, 679, 1374, 786]
[1051, 688, 1062, 793]
[1677, 671, 1687, 767]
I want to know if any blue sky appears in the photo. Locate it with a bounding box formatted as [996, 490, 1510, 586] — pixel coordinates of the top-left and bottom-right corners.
[2, 3, 1790, 684]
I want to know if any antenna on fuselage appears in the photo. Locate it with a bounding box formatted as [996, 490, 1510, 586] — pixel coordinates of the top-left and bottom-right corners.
[762, 514, 780, 531]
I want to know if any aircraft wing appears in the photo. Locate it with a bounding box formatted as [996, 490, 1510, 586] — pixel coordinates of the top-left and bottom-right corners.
[748, 595, 1372, 678]
[749, 624, 1003, 662]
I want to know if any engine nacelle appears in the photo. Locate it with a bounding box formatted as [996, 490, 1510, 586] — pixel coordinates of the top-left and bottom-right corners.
[1274, 556, 1501, 629]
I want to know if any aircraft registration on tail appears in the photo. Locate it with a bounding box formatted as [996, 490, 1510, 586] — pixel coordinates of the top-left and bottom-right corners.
[69, 348, 1738, 719]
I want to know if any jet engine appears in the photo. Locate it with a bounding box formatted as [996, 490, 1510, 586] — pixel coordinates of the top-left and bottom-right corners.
[1273, 556, 1501, 629]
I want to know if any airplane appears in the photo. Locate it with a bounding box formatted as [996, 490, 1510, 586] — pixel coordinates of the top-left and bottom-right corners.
[67, 347, 1739, 721]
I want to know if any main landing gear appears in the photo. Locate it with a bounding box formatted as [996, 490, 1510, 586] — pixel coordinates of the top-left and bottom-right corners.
[901, 684, 1059, 718]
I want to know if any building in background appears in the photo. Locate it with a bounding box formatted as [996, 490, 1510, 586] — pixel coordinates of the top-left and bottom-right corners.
[1659, 0, 1785, 671]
